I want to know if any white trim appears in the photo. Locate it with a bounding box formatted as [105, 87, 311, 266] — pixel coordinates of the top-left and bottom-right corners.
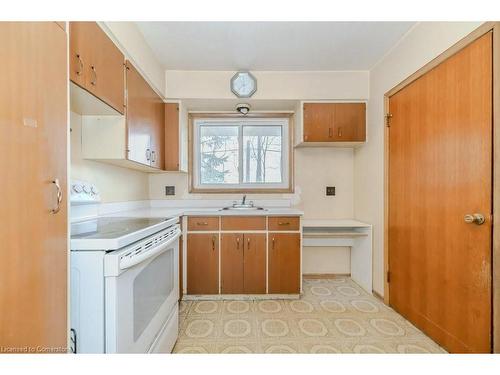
[192, 117, 290, 191]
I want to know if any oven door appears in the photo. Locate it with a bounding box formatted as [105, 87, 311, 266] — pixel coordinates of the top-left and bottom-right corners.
[104, 234, 179, 353]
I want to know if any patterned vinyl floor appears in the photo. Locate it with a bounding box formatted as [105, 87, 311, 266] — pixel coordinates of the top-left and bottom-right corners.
[173, 277, 446, 354]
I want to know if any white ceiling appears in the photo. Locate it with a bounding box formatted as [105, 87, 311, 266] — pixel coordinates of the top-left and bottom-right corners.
[136, 22, 415, 71]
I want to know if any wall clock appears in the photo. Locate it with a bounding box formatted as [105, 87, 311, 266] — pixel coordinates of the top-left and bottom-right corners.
[230, 71, 257, 98]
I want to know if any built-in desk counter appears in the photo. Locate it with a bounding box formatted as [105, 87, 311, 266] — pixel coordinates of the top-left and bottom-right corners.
[302, 219, 372, 294]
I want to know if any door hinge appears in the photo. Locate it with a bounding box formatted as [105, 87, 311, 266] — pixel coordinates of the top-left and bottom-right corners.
[386, 271, 391, 283]
[385, 113, 393, 127]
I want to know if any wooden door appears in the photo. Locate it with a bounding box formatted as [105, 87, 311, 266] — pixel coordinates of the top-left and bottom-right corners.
[0, 22, 68, 351]
[164, 103, 180, 171]
[221, 234, 244, 293]
[333, 103, 366, 141]
[126, 60, 151, 166]
[187, 234, 219, 294]
[268, 234, 301, 294]
[388, 32, 492, 353]
[303, 103, 334, 142]
[243, 234, 266, 294]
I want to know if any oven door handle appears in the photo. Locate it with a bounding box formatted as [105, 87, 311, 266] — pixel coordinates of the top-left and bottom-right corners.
[119, 228, 181, 270]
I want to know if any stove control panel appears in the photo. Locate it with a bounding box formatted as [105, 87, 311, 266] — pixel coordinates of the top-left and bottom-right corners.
[71, 180, 101, 205]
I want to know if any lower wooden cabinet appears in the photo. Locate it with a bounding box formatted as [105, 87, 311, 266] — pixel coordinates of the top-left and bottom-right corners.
[268, 233, 301, 294]
[187, 233, 219, 294]
[243, 234, 267, 294]
[221, 233, 266, 294]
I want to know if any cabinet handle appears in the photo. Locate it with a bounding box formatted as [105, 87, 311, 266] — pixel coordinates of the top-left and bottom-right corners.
[328, 127, 333, 137]
[196, 222, 208, 226]
[212, 236, 216, 251]
[247, 237, 250, 249]
[338, 127, 342, 137]
[51, 178, 63, 214]
[90, 66, 97, 86]
[145, 148, 151, 161]
[272, 237, 275, 250]
[236, 237, 240, 249]
[75, 54, 83, 76]
[278, 221, 290, 226]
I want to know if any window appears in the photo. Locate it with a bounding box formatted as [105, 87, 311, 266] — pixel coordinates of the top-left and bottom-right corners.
[192, 117, 290, 191]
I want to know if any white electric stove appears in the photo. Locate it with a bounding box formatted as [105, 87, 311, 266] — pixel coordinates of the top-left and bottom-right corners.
[70, 181, 180, 354]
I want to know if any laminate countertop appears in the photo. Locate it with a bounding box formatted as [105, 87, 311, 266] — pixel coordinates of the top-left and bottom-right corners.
[106, 207, 304, 219]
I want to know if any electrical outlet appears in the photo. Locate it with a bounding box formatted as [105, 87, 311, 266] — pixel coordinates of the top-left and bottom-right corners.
[165, 186, 175, 196]
[326, 186, 336, 196]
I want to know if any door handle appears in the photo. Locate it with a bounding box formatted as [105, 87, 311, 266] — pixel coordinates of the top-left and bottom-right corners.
[75, 54, 83, 76]
[90, 66, 97, 86]
[247, 237, 250, 250]
[464, 213, 485, 225]
[51, 178, 63, 214]
[212, 236, 216, 251]
[272, 237, 275, 250]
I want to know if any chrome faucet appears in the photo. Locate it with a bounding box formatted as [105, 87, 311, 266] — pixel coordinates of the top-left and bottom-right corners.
[241, 195, 247, 205]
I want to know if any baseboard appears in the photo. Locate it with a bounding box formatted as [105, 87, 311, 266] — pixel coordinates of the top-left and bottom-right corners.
[302, 273, 350, 279]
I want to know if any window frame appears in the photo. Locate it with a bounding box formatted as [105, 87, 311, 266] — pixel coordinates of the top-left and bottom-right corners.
[189, 113, 294, 193]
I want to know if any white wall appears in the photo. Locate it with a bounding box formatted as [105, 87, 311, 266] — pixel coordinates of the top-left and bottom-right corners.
[354, 22, 484, 296]
[70, 112, 149, 202]
[166, 70, 369, 100]
[101, 22, 166, 98]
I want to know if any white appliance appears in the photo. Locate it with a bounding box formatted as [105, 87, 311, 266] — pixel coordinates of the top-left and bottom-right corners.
[70, 181, 180, 353]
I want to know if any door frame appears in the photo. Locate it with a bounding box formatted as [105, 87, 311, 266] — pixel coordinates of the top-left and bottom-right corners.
[383, 21, 500, 352]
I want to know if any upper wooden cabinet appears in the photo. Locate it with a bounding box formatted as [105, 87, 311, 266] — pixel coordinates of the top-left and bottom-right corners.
[69, 22, 125, 114]
[299, 102, 366, 145]
[125, 60, 164, 169]
[164, 102, 189, 172]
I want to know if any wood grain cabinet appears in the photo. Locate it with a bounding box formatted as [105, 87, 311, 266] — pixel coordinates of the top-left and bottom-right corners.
[187, 233, 219, 294]
[221, 233, 266, 294]
[69, 22, 125, 114]
[1, 22, 68, 351]
[268, 233, 301, 294]
[125, 60, 165, 169]
[301, 102, 366, 144]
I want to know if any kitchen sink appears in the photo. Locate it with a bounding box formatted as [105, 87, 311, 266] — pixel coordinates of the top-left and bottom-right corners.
[220, 204, 267, 211]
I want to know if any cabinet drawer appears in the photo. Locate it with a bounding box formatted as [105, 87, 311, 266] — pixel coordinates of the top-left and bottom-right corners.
[221, 216, 266, 231]
[188, 216, 219, 231]
[268, 216, 300, 231]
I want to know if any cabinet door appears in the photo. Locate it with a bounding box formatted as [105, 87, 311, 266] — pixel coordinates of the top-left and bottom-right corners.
[164, 103, 180, 171]
[90, 23, 125, 114]
[187, 234, 219, 294]
[333, 103, 366, 142]
[268, 233, 301, 294]
[243, 234, 266, 294]
[126, 61, 151, 166]
[150, 91, 165, 169]
[0, 22, 67, 350]
[221, 234, 244, 294]
[303, 103, 335, 142]
[69, 22, 92, 88]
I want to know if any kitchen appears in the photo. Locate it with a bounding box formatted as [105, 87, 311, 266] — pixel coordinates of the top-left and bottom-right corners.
[1, 2, 500, 371]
